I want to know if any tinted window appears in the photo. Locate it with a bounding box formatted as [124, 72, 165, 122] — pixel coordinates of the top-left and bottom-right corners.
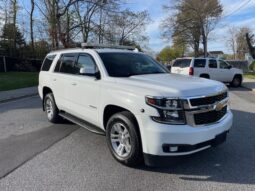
[41, 55, 56, 71]
[209, 59, 217, 68]
[99, 53, 167, 77]
[173, 59, 191, 68]
[74, 54, 97, 75]
[219, 60, 229, 69]
[59, 54, 76, 74]
[194, 59, 206, 68]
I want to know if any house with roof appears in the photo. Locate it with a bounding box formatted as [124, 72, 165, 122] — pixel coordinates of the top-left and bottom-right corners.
[208, 51, 224, 59]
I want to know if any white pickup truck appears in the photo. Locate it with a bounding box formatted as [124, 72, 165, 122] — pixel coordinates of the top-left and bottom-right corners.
[171, 57, 243, 87]
[38, 45, 233, 166]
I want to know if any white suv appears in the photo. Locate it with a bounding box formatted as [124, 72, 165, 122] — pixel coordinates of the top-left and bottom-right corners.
[38, 46, 233, 166]
[171, 58, 243, 87]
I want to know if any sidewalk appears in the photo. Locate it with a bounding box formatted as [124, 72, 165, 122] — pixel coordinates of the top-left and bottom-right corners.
[242, 78, 255, 92]
[0, 86, 38, 103]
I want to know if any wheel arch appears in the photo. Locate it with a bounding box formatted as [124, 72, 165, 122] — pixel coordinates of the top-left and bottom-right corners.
[103, 105, 139, 130]
[200, 73, 210, 79]
[233, 74, 243, 81]
[42, 86, 53, 111]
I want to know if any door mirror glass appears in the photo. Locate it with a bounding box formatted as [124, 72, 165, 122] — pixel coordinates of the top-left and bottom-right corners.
[79, 67, 96, 75]
[79, 67, 86, 74]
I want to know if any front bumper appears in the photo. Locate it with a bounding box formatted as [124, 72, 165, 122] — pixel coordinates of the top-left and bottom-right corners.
[144, 130, 228, 166]
[136, 109, 233, 158]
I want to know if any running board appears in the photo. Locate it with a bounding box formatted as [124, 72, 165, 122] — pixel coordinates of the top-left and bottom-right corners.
[59, 112, 105, 135]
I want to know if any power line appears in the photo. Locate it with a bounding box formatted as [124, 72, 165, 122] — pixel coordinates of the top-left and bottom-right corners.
[223, 0, 253, 18]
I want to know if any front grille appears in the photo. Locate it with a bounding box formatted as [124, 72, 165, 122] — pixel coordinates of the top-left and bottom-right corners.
[194, 106, 227, 125]
[190, 92, 228, 106]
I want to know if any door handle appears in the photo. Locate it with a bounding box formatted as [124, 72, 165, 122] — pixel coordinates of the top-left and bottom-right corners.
[71, 82, 77, 86]
[53, 78, 57, 81]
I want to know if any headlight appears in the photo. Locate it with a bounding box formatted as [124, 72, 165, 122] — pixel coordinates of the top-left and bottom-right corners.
[145, 96, 186, 125]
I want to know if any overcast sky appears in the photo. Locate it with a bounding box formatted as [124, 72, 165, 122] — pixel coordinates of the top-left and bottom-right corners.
[125, 0, 255, 54]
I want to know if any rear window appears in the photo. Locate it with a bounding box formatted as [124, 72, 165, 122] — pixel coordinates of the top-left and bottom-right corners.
[41, 55, 56, 71]
[194, 59, 206, 68]
[173, 59, 191, 68]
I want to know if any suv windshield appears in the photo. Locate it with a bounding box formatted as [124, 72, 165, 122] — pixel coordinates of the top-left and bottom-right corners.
[99, 52, 167, 77]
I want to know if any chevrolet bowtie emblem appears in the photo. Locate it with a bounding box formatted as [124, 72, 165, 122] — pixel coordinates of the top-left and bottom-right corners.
[215, 102, 224, 111]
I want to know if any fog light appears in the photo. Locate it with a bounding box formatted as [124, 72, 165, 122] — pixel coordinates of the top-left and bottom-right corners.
[169, 146, 178, 152]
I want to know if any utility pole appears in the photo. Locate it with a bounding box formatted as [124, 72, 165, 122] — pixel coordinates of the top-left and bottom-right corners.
[3, 56, 7, 72]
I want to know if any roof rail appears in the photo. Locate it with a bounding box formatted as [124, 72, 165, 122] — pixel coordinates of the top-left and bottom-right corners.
[81, 43, 136, 51]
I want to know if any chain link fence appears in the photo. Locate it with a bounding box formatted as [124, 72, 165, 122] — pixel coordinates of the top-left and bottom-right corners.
[226, 60, 249, 73]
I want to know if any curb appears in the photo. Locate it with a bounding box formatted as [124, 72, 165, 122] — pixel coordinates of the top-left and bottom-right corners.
[0, 93, 38, 104]
[242, 85, 255, 92]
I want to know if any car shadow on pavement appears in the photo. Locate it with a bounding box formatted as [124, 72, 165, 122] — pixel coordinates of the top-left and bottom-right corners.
[137, 109, 255, 185]
[228, 86, 251, 92]
[0, 96, 41, 114]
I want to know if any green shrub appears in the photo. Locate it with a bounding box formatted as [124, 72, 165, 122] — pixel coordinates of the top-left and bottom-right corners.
[249, 61, 255, 72]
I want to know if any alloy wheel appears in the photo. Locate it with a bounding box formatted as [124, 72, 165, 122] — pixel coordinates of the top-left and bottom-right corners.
[110, 122, 132, 158]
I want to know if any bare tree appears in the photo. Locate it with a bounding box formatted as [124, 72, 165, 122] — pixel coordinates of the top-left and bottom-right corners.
[9, 0, 18, 53]
[161, 4, 200, 56]
[161, 0, 223, 57]
[74, 0, 102, 43]
[246, 33, 255, 59]
[0, 0, 9, 28]
[226, 26, 237, 60]
[236, 27, 252, 59]
[105, 9, 150, 45]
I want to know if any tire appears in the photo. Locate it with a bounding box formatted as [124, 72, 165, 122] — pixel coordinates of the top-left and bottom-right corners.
[44, 93, 61, 123]
[106, 111, 143, 167]
[231, 76, 242, 87]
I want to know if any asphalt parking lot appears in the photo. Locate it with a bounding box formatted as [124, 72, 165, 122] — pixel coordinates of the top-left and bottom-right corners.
[0, 87, 254, 191]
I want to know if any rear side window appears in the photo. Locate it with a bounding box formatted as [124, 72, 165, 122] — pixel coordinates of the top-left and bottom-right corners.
[173, 59, 191, 68]
[194, 59, 206, 68]
[209, 60, 217, 68]
[55, 54, 77, 74]
[41, 55, 56, 71]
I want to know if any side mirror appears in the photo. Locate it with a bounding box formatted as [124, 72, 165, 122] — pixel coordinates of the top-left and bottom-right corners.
[227, 65, 232, 69]
[79, 67, 101, 79]
[79, 68, 86, 74]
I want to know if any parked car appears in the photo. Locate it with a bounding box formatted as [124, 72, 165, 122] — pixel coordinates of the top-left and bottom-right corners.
[38, 45, 232, 166]
[171, 57, 243, 87]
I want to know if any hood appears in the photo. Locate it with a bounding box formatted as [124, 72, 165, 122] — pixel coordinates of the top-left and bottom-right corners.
[115, 73, 227, 97]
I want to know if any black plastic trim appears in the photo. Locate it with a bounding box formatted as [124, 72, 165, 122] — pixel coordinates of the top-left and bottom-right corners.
[59, 111, 105, 135]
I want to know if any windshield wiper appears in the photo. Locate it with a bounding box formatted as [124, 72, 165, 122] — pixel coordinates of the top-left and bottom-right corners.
[128, 71, 166, 77]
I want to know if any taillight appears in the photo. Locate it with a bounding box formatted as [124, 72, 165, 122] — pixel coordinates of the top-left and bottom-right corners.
[189, 67, 194, 75]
